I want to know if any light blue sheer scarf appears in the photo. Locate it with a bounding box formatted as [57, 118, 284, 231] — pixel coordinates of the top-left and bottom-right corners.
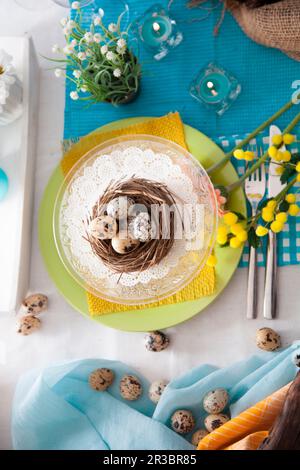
[12, 344, 299, 450]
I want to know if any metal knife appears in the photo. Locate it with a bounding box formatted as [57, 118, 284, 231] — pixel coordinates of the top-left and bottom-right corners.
[263, 125, 286, 319]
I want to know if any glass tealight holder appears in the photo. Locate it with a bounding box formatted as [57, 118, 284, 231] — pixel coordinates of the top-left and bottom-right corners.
[132, 3, 183, 61]
[190, 63, 241, 116]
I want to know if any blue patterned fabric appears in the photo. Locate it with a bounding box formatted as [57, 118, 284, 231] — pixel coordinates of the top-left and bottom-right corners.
[12, 345, 300, 450]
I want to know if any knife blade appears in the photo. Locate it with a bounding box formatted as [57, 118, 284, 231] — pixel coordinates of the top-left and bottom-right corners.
[263, 125, 285, 320]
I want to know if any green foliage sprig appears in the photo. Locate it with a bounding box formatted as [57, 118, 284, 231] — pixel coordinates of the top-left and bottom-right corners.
[49, 2, 141, 105]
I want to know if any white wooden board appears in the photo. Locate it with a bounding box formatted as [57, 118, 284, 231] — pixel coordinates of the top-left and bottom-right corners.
[0, 36, 39, 313]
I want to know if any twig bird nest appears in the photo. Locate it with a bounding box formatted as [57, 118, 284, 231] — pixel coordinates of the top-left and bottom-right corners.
[85, 178, 179, 274]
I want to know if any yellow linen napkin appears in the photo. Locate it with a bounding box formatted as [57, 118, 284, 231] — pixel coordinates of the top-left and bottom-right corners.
[61, 113, 215, 316]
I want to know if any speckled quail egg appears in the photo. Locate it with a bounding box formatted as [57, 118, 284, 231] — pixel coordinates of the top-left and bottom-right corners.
[120, 374, 142, 401]
[191, 429, 209, 447]
[204, 413, 230, 433]
[171, 410, 195, 434]
[128, 203, 148, 218]
[129, 212, 152, 242]
[22, 293, 48, 315]
[89, 368, 115, 391]
[149, 380, 168, 403]
[256, 327, 281, 351]
[106, 196, 135, 220]
[203, 388, 229, 414]
[111, 231, 140, 254]
[145, 331, 170, 352]
[17, 315, 41, 336]
[88, 216, 117, 240]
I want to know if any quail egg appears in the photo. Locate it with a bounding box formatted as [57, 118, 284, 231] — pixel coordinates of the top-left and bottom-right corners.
[106, 196, 135, 220]
[256, 327, 281, 351]
[88, 216, 117, 240]
[111, 231, 140, 254]
[171, 410, 195, 434]
[203, 388, 229, 414]
[204, 413, 230, 432]
[149, 380, 168, 403]
[120, 374, 142, 401]
[191, 429, 209, 447]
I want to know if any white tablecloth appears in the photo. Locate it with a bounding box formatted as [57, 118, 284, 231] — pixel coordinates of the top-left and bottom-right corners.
[0, 0, 299, 450]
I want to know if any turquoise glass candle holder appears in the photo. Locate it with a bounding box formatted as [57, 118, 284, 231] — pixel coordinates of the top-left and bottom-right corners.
[132, 4, 183, 61]
[0, 168, 9, 201]
[190, 63, 241, 116]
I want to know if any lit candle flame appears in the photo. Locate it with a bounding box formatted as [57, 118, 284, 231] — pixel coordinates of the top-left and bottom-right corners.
[207, 81, 218, 97]
[152, 22, 161, 33]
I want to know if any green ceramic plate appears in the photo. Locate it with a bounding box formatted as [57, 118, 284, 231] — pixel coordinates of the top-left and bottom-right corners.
[38, 117, 246, 331]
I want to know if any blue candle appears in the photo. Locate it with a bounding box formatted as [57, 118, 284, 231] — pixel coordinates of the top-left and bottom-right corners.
[141, 15, 172, 48]
[200, 73, 231, 103]
[0, 168, 9, 201]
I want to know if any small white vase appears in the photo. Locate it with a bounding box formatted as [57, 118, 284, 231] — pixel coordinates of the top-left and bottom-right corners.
[0, 76, 23, 126]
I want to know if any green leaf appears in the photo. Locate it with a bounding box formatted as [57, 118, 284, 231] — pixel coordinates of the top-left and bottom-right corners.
[279, 200, 290, 212]
[232, 211, 246, 221]
[290, 152, 300, 164]
[280, 166, 296, 184]
[258, 198, 272, 211]
[248, 227, 261, 249]
[219, 241, 230, 248]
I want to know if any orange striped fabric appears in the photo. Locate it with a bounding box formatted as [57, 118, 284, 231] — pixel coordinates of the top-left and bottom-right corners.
[225, 431, 269, 450]
[198, 383, 290, 451]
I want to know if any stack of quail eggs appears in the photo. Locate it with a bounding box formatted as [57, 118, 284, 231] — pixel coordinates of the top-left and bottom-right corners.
[88, 196, 152, 254]
[169, 387, 230, 448]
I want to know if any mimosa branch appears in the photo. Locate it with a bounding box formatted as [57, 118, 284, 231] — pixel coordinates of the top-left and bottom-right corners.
[226, 110, 300, 193]
[207, 96, 300, 175]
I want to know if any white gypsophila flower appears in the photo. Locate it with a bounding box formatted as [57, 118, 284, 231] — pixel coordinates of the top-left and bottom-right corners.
[70, 90, 79, 100]
[100, 45, 108, 55]
[116, 46, 125, 55]
[113, 68, 121, 78]
[73, 69, 81, 79]
[81, 85, 88, 92]
[106, 51, 115, 61]
[71, 1, 80, 9]
[94, 16, 101, 26]
[117, 38, 126, 49]
[108, 23, 118, 33]
[84, 32, 93, 43]
[70, 39, 77, 47]
[52, 44, 60, 53]
[60, 17, 68, 27]
[63, 44, 74, 55]
[93, 33, 102, 43]
[98, 8, 104, 18]
[54, 68, 64, 78]
[63, 26, 72, 36]
[77, 51, 86, 60]
[0, 49, 16, 87]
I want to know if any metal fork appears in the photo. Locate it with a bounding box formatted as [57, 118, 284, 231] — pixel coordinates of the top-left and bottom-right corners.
[244, 147, 266, 319]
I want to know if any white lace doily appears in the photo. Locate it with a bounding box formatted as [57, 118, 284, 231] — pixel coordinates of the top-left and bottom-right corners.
[59, 146, 204, 289]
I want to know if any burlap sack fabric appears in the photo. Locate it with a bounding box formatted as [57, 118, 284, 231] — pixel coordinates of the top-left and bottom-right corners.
[226, 0, 300, 61]
[189, 0, 300, 61]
